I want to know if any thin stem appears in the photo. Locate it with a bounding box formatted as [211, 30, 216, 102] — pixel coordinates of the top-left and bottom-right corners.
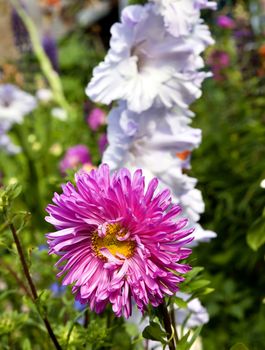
[170, 307, 178, 343]
[1, 260, 32, 299]
[84, 309, 89, 328]
[10, 223, 38, 299]
[158, 301, 176, 350]
[9, 223, 62, 350]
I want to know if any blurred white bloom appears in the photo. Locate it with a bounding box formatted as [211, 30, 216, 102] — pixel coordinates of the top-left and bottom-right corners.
[195, 0, 217, 10]
[86, 4, 208, 113]
[260, 179, 265, 189]
[189, 223, 217, 246]
[102, 103, 217, 243]
[51, 107, 68, 121]
[36, 88, 53, 103]
[0, 122, 20, 154]
[0, 84, 37, 126]
[103, 103, 201, 169]
[151, 0, 216, 38]
[176, 292, 209, 328]
[89, 0, 217, 247]
[0, 279, 7, 291]
[102, 104, 215, 242]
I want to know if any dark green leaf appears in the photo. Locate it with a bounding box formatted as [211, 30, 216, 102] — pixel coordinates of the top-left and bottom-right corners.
[142, 321, 167, 343]
[247, 216, 265, 251]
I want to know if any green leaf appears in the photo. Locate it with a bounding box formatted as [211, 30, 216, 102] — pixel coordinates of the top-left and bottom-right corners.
[0, 311, 28, 337]
[22, 338, 32, 350]
[189, 279, 210, 291]
[177, 330, 191, 350]
[124, 322, 140, 338]
[183, 267, 204, 283]
[142, 321, 167, 343]
[36, 289, 52, 316]
[247, 216, 265, 251]
[7, 183, 22, 200]
[187, 326, 203, 349]
[230, 343, 249, 350]
[0, 289, 18, 301]
[173, 296, 188, 308]
[0, 183, 22, 214]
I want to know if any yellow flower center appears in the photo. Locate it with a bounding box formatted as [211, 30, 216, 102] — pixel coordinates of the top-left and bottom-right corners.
[91, 223, 136, 261]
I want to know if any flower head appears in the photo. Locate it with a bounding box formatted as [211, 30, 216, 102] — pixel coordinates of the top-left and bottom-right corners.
[87, 107, 106, 131]
[46, 164, 193, 318]
[0, 84, 37, 126]
[86, 4, 208, 113]
[216, 15, 235, 29]
[60, 145, 92, 175]
[175, 292, 209, 328]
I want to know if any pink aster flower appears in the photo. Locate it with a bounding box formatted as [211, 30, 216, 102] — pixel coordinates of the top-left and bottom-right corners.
[87, 107, 106, 131]
[46, 164, 193, 318]
[59, 145, 92, 175]
[216, 15, 235, 29]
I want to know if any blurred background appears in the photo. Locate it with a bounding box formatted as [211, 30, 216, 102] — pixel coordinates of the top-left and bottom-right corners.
[0, 0, 265, 349]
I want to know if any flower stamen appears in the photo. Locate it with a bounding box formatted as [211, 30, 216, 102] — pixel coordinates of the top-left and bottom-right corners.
[91, 223, 136, 261]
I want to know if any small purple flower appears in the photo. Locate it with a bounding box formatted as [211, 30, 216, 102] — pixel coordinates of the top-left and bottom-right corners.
[50, 282, 66, 296]
[216, 15, 235, 29]
[42, 32, 59, 72]
[38, 244, 48, 251]
[234, 28, 252, 40]
[74, 300, 86, 312]
[87, 107, 106, 131]
[60, 145, 92, 175]
[11, 2, 31, 54]
[209, 50, 230, 67]
[98, 134, 108, 155]
[207, 50, 230, 81]
[46, 164, 193, 318]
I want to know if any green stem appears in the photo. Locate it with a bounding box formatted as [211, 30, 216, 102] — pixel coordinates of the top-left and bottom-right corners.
[170, 306, 178, 343]
[158, 301, 176, 350]
[84, 309, 89, 328]
[8, 222, 62, 350]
